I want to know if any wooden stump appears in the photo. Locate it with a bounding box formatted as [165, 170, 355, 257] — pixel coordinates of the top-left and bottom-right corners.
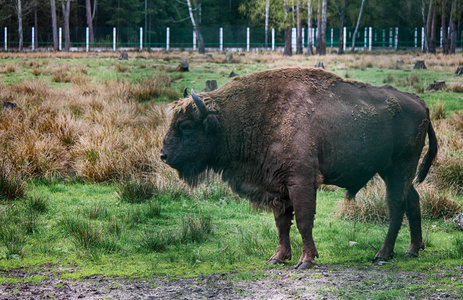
[118, 52, 128, 60]
[455, 66, 463, 76]
[176, 60, 189, 72]
[413, 60, 427, 69]
[314, 62, 325, 69]
[203, 80, 218, 92]
[426, 80, 446, 91]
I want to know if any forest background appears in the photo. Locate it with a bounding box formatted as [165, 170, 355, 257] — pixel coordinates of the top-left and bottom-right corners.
[0, 0, 462, 55]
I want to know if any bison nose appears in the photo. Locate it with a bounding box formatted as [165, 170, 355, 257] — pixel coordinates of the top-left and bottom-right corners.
[160, 153, 167, 163]
[160, 149, 168, 163]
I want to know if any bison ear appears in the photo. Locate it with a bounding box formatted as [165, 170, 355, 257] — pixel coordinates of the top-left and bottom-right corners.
[203, 114, 220, 134]
[191, 89, 208, 119]
[183, 87, 188, 98]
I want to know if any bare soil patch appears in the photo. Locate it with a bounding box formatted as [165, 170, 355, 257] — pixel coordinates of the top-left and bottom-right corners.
[1, 263, 462, 299]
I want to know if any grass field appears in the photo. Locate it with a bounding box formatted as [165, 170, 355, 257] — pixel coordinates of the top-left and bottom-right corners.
[0, 51, 462, 298]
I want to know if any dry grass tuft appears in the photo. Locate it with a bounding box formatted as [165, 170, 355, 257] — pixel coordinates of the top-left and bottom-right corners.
[419, 184, 461, 219]
[337, 176, 389, 224]
[0, 63, 17, 73]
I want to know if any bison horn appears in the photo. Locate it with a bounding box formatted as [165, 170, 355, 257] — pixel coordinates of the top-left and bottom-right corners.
[191, 89, 208, 118]
[183, 87, 188, 98]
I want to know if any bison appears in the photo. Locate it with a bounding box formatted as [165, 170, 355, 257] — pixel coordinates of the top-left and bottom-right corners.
[160, 67, 438, 269]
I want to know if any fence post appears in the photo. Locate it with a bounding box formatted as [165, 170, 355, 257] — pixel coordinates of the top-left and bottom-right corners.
[32, 27, 35, 51]
[421, 27, 425, 51]
[59, 27, 62, 51]
[389, 28, 393, 48]
[440, 27, 442, 47]
[330, 28, 333, 47]
[382, 29, 385, 47]
[343, 27, 346, 52]
[291, 27, 296, 52]
[302, 28, 305, 48]
[193, 30, 196, 50]
[166, 27, 170, 51]
[246, 27, 250, 51]
[219, 27, 223, 52]
[4, 27, 6, 51]
[140, 27, 143, 50]
[86, 27, 89, 52]
[113, 27, 116, 51]
[395, 27, 398, 50]
[369, 27, 372, 51]
[271, 28, 275, 51]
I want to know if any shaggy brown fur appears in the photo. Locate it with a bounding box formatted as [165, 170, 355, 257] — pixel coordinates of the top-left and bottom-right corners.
[162, 67, 437, 269]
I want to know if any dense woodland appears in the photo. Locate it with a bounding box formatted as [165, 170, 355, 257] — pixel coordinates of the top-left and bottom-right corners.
[0, 0, 462, 54]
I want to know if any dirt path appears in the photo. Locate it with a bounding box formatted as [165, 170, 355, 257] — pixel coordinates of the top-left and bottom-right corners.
[1, 264, 462, 299]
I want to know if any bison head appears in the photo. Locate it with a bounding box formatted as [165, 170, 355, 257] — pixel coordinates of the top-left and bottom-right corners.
[160, 90, 221, 185]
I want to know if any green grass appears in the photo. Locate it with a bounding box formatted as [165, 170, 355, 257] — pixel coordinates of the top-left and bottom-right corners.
[0, 53, 462, 298]
[0, 182, 461, 281]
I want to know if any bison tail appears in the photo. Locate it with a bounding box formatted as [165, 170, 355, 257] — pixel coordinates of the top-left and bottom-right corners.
[414, 122, 438, 185]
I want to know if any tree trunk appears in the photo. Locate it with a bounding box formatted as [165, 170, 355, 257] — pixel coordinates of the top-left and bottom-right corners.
[265, 0, 269, 46]
[50, 0, 58, 50]
[85, 0, 94, 43]
[34, 4, 38, 47]
[426, 0, 437, 53]
[430, 3, 437, 53]
[316, 0, 321, 53]
[449, 0, 457, 54]
[62, 0, 71, 52]
[442, 0, 448, 54]
[421, 0, 429, 52]
[296, 1, 303, 54]
[351, 0, 366, 53]
[318, 0, 327, 55]
[284, 27, 292, 56]
[186, 0, 205, 54]
[338, 0, 346, 54]
[307, 0, 314, 55]
[17, 0, 23, 51]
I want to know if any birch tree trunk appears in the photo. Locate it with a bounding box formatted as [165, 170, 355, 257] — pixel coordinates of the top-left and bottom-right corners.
[338, 0, 346, 54]
[85, 0, 94, 43]
[50, 0, 58, 50]
[62, 0, 71, 52]
[186, 0, 205, 54]
[296, 1, 303, 54]
[319, 0, 327, 55]
[307, 0, 314, 55]
[265, 0, 269, 46]
[17, 0, 23, 51]
[351, 0, 366, 53]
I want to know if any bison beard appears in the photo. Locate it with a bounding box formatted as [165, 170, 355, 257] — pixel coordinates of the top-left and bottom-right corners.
[161, 67, 438, 269]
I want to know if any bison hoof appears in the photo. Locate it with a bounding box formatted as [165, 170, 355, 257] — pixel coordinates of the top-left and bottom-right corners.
[294, 261, 315, 270]
[267, 259, 285, 265]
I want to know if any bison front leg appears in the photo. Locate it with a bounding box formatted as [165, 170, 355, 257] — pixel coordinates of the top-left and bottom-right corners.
[268, 206, 293, 265]
[289, 180, 318, 270]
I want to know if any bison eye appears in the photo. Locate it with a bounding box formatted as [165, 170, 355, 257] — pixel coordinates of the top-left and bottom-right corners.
[178, 121, 195, 133]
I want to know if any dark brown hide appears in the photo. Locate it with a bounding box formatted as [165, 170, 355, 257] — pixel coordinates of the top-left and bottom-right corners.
[161, 67, 437, 269]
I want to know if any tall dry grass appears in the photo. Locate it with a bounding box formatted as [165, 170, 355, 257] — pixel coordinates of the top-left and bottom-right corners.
[0, 64, 181, 190]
